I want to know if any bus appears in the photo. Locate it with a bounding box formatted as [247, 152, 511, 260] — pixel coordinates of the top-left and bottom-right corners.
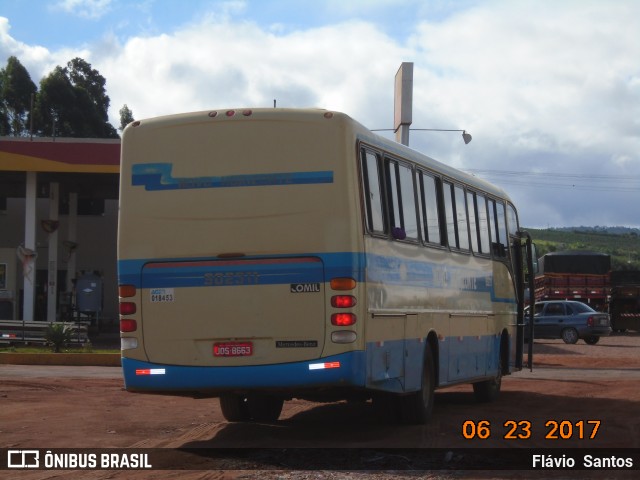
[118, 108, 535, 424]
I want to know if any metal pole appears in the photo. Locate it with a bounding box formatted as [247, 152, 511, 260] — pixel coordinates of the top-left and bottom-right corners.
[393, 62, 413, 146]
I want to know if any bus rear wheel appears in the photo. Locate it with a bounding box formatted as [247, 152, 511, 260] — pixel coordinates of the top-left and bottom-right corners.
[399, 345, 435, 424]
[220, 394, 284, 423]
[247, 394, 284, 422]
[219, 394, 250, 422]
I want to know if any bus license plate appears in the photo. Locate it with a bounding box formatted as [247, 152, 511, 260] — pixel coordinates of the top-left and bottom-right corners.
[213, 342, 253, 357]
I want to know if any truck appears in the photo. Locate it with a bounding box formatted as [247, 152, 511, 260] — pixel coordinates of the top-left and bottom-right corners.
[609, 270, 640, 332]
[534, 251, 610, 312]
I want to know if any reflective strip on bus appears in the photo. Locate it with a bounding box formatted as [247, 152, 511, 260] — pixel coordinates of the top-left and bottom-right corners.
[135, 368, 166, 375]
[308, 361, 341, 370]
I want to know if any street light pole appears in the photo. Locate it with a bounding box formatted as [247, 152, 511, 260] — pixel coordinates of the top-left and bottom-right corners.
[384, 62, 472, 146]
[394, 62, 413, 146]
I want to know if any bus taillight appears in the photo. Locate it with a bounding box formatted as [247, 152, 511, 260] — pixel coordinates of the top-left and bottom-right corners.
[120, 319, 137, 332]
[331, 295, 357, 308]
[331, 313, 356, 326]
[330, 278, 356, 290]
[119, 285, 136, 298]
[119, 302, 136, 315]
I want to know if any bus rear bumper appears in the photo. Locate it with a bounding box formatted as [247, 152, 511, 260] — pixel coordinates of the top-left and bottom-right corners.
[121, 352, 367, 394]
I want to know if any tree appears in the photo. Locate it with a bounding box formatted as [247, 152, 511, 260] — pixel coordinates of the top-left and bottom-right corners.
[34, 57, 118, 138]
[0, 56, 37, 136]
[66, 58, 111, 123]
[119, 104, 135, 131]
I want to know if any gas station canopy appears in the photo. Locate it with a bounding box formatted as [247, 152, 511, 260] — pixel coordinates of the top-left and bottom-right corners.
[0, 137, 121, 199]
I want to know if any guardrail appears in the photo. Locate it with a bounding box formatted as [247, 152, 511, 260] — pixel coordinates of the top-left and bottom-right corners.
[0, 320, 89, 345]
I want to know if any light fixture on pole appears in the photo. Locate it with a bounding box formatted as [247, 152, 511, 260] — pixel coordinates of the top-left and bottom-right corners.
[371, 128, 472, 144]
[411, 128, 472, 144]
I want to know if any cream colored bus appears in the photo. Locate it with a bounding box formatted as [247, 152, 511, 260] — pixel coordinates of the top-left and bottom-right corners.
[118, 108, 535, 424]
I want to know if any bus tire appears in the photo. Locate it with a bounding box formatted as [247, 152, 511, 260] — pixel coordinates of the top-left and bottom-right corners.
[247, 395, 284, 423]
[400, 345, 435, 424]
[219, 394, 251, 422]
[473, 364, 502, 403]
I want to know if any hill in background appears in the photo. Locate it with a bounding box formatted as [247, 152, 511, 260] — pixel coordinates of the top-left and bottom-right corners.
[525, 226, 640, 271]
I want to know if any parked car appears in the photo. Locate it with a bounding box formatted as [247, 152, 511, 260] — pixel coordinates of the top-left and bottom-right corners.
[524, 300, 611, 345]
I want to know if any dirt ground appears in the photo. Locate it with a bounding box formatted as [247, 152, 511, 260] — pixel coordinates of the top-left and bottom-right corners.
[1, 333, 639, 479]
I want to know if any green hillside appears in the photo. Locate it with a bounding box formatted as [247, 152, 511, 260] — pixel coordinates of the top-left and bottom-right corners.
[525, 227, 640, 271]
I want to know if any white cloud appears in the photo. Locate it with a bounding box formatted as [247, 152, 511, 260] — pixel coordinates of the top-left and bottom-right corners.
[98, 18, 408, 128]
[1, 0, 639, 227]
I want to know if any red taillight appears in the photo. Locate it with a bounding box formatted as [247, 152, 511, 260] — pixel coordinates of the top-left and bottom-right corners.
[120, 319, 137, 332]
[119, 302, 136, 315]
[587, 316, 594, 327]
[331, 295, 357, 308]
[226, 110, 235, 117]
[331, 313, 356, 326]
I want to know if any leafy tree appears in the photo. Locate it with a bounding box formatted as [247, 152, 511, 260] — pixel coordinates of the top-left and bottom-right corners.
[119, 104, 135, 131]
[66, 58, 111, 123]
[0, 56, 37, 136]
[34, 57, 118, 138]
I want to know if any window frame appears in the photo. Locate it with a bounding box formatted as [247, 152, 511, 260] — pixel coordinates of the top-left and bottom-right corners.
[417, 169, 445, 247]
[359, 147, 387, 237]
[384, 156, 420, 243]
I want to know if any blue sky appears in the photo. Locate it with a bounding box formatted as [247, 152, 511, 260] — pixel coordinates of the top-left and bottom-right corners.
[3, 0, 467, 48]
[1, 0, 639, 228]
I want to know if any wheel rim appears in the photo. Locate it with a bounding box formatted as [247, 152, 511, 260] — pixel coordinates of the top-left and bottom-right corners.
[563, 328, 578, 344]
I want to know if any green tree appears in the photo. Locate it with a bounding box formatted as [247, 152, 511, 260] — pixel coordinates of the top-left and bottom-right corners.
[119, 104, 135, 131]
[34, 57, 118, 138]
[0, 56, 37, 136]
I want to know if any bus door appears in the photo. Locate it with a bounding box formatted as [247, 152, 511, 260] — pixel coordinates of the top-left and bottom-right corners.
[512, 231, 536, 370]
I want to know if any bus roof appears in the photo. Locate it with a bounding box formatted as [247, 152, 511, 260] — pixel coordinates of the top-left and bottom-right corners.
[125, 107, 512, 203]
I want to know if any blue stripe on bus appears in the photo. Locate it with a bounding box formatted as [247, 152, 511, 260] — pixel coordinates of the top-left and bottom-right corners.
[122, 351, 367, 392]
[123, 333, 504, 394]
[118, 252, 364, 288]
[366, 334, 503, 393]
[132, 163, 334, 191]
[118, 252, 515, 303]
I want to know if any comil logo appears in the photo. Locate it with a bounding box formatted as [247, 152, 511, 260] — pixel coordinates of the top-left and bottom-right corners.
[7, 450, 39, 469]
[290, 283, 321, 293]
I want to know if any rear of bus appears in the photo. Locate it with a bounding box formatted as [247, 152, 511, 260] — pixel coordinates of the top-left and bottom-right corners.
[118, 109, 367, 408]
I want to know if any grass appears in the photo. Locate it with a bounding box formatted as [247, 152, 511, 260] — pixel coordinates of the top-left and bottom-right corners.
[0, 344, 120, 354]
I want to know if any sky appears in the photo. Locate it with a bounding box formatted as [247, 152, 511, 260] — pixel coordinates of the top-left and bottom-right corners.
[1, 0, 639, 229]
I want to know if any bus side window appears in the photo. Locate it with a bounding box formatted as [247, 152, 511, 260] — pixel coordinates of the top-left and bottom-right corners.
[361, 149, 386, 234]
[443, 181, 457, 248]
[488, 198, 508, 258]
[507, 203, 519, 236]
[476, 194, 491, 254]
[418, 172, 442, 245]
[466, 191, 479, 253]
[385, 159, 418, 241]
[487, 198, 502, 257]
[454, 185, 470, 251]
[496, 201, 509, 255]
[398, 163, 419, 240]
